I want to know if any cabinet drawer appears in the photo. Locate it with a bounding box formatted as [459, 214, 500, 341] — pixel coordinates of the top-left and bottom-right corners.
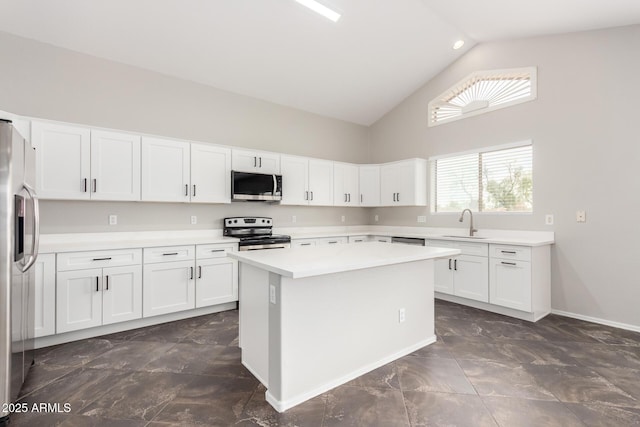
[316, 236, 348, 245]
[429, 240, 488, 256]
[57, 248, 142, 271]
[490, 245, 531, 262]
[144, 245, 195, 264]
[292, 239, 317, 248]
[196, 243, 237, 259]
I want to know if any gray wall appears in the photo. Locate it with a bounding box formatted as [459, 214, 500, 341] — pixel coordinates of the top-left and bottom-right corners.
[0, 31, 371, 232]
[369, 25, 640, 328]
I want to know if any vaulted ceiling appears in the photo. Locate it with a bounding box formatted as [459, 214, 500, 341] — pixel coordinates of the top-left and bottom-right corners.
[1, 0, 639, 125]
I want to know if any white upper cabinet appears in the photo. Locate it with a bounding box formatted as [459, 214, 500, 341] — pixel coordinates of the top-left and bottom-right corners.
[33, 121, 91, 200]
[280, 155, 333, 206]
[33, 122, 141, 201]
[190, 143, 231, 204]
[280, 155, 309, 205]
[141, 137, 190, 202]
[232, 148, 280, 174]
[90, 130, 141, 201]
[359, 165, 381, 207]
[333, 163, 359, 207]
[380, 159, 427, 206]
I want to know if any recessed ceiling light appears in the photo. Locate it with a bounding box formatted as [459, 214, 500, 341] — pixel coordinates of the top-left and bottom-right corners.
[295, 0, 341, 22]
[453, 40, 465, 50]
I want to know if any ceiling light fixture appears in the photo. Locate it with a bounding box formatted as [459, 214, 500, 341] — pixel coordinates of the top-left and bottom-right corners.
[453, 40, 465, 50]
[295, 0, 341, 22]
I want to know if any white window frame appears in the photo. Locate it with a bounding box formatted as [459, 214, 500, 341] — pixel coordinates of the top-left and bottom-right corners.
[428, 67, 537, 127]
[429, 140, 533, 215]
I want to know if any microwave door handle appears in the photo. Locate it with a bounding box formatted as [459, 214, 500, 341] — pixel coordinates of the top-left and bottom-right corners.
[20, 182, 40, 273]
[273, 174, 277, 195]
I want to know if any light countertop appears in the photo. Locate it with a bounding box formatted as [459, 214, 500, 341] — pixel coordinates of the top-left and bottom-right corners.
[228, 242, 460, 278]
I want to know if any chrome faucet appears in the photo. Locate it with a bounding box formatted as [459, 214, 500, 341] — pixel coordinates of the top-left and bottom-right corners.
[459, 209, 478, 237]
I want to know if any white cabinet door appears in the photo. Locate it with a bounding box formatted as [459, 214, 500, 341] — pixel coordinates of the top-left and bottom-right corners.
[454, 255, 489, 302]
[143, 260, 195, 317]
[56, 268, 102, 333]
[32, 121, 91, 200]
[195, 258, 238, 308]
[359, 165, 380, 206]
[333, 163, 359, 206]
[280, 155, 309, 205]
[33, 254, 55, 338]
[308, 159, 333, 206]
[232, 149, 280, 174]
[141, 137, 190, 202]
[434, 258, 455, 295]
[489, 259, 532, 311]
[380, 159, 427, 206]
[191, 143, 231, 203]
[102, 265, 142, 325]
[90, 130, 141, 201]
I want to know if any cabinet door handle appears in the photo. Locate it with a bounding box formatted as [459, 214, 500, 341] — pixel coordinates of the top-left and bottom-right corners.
[310, 191, 313, 200]
[190, 266, 194, 280]
[305, 191, 308, 200]
[328, 241, 338, 244]
[397, 192, 400, 202]
[163, 252, 179, 256]
[454, 259, 457, 271]
[501, 261, 517, 266]
[83, 178, 88, 193]
[211, 249, 225, 253]
[105, 275, 109, 291]
[259, 157, 262, 168]
[360, 194, 363, 203]
[96, 276, 100, 292]
[93, 179, 97, 193]
[501, 250, 517, 254]
[198, 265, 202, 279]
[448, 259, 452, 270]
[301, 243, 311, 246]
[348, 193, 351, 202]
[193, 185, 196, 197]
[92, 257, 112, 261]
[393, 193, 396, 202]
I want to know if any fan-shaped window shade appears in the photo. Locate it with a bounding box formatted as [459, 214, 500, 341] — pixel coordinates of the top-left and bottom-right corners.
[428, 67, 537, 127]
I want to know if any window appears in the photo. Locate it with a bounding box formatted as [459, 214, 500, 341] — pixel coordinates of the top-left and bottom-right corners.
[430, 142, 532, 213]
[428, 67, 537, 127]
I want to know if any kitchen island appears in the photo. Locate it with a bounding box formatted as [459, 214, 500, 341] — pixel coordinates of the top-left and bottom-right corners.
[228, 242, 460, 412]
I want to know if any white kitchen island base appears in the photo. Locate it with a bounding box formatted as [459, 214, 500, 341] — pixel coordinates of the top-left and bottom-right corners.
[232, 243, 458, 412]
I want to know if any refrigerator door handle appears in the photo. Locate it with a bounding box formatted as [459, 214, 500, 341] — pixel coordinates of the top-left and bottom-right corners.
[20, 182, 39, 273]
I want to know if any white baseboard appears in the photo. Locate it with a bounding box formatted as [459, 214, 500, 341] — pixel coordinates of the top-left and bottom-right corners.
[551, 309, 640, 333]
[264, 336, 437, 413]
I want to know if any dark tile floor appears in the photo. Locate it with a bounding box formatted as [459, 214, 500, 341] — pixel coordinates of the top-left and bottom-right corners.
[10, 300, 640, 426]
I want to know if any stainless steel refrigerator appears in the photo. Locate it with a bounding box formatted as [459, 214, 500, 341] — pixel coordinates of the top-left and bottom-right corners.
[0, 118, 39, 425]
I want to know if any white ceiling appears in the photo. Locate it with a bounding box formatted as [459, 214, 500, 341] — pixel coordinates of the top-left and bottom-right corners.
[1, 0, 639, 125]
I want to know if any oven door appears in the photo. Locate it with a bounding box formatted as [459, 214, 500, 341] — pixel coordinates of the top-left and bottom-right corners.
[231, 171, 282, 201]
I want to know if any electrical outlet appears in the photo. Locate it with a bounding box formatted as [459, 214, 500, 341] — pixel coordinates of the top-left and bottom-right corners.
[269, 285, 276, 304]
[399, 308, 406, 323]
[190, 216, 197, 225]
[292, 215, 297, 223]
[545, 214, 554, 225]
[108, 215, 117, 225]
[341, 215, 345, 222]
[576, 210, 586, 223]
[374, 215, 379, 222]
[417, 215, 427, 223]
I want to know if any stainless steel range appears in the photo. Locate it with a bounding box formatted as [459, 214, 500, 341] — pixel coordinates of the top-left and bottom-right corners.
[224, 217, 291, 251]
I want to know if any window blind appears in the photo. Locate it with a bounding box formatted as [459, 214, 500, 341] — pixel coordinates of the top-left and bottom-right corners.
[432, 144, 532, 213]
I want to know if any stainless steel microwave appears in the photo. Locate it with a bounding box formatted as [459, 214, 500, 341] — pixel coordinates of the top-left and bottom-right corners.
[231, 171, 282, 201]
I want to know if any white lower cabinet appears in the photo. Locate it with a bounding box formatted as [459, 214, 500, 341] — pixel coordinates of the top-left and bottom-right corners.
[489, 245, 533, 312]
[195, 244, 238, 308]
[143, 258, 195, 318]
[429, 240, 489, 303]
[56, 249, 142, 333]
[33, 253, 56, 338]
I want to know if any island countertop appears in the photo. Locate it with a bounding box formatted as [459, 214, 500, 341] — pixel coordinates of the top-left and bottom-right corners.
[227, 242, 460, 279]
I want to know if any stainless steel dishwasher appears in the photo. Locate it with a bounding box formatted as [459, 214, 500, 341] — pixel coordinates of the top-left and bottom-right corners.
[391, 236, 426, 246]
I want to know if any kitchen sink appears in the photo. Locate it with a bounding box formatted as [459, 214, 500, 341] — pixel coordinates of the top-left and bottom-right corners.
[440, 235, 488, 239]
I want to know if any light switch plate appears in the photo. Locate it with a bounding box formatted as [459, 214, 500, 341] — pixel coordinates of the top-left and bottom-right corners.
[545, 214, 554, 225]
[269, 285, 276, 304]
[417, 216, 427, 223]
[576, 210, 586, 223]
[190, 216, 197, 225]
[109, 215, 117, 225]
